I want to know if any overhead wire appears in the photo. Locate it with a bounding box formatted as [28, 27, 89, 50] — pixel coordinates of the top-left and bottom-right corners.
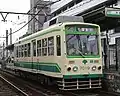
[9, 0, 61, 36]
[10, 0, 43, 35]
[0, 0, 43, 38]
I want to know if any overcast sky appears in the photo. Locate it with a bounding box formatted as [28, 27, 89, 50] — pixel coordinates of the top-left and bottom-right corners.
[0, 0, 30, 45]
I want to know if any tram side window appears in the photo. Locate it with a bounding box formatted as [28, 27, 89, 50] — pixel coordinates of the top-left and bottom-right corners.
[32, 40, 36, 57]
[18, 46, 19, 57]
[24, 44, 27, 57]
[16, 46, 19, 57]
[28, 43, 31, 57]
[56, 35, 61, 56]
[48, 36, 54, 56]
[21, 45, 24, 57]
[37, 40, 41, 56]
[18, 46, 21, 57]
[42, 38, 47, 56]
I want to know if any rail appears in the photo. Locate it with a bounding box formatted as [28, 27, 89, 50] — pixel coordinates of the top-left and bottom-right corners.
[0, 74, 29, 96]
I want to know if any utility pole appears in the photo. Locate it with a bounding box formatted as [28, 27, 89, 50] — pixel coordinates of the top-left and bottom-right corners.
[2, 42, 5, 60]
[2, 41, 5, 68]
[10, 28, 12, 45]
[10, 28, 12, 55]
[6, 30, 8, 58]
[106, 30, 110, 70]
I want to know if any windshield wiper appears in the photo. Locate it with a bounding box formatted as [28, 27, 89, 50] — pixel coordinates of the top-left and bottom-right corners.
[77, 49, 85, 58]
[66, 35, 75, 42]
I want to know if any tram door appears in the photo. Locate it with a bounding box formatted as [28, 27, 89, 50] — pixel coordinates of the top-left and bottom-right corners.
[31, 40, 36, 70]
[116, 37, 120, 71]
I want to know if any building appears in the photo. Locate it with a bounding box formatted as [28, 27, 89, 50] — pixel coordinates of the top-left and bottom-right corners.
[28, 0, 51, 34]
[51, 0, 118, 18]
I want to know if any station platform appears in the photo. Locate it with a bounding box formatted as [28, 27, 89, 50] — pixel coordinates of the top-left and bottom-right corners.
[103, 70, 120, 93]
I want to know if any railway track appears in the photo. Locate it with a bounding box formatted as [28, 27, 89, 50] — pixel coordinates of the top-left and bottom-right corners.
[0, 74, 28, 96]
[0, 69, 63, 96]
[1, 69, 120, 96]
[66, 89, 120, 96]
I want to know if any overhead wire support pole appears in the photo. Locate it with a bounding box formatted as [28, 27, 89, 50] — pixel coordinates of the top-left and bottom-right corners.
[105, 29, 110, 70]
[10, 28, 12, 45]
[6, 30, 8, 58]
[2, 42, 5, 60]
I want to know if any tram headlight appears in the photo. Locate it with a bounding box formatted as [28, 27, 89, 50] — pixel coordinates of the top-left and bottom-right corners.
[92, 66, 96, 71]
[67, 67, 71, 71]
[73, 66, 78, 72]
[98, 66, 102, 70]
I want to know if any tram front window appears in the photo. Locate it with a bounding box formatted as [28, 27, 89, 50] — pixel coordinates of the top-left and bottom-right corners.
[66, 34, 99, 56]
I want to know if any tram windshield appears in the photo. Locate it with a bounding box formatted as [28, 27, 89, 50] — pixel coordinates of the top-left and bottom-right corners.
[66, 34, 99, 56]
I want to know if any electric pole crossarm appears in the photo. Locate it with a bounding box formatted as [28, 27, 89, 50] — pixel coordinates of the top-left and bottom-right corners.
[1, 13, 9, 22]
[0, 37, 6, 38]
[0, 11, 51, 16]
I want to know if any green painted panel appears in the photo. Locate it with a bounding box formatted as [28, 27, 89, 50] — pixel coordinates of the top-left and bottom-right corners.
[22, 62, 32, 68]
[38, 65, 60, 72]
[14, 62, 20, 67]
[38, 62, 61, 72]
[64, 74, 103, 79]
[32, 62, 38, 69]
[15, 62, 32, 68]
[14, 61, 61, 73]
[106, 14, 120, 17]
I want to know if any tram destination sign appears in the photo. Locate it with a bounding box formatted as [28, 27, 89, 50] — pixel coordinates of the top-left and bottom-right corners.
[105, 8, 120, 18]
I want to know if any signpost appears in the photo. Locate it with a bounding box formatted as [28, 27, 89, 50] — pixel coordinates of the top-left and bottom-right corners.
[105, 7, 120, 18]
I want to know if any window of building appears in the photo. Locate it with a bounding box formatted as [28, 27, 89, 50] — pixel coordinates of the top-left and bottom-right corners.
[28, 43, 31, 57]
[42, 38, 47, 56]
[62, 6, 67, 12]
[56, 10, 61, 15]
[48, 36, 54, 56]
[69, 2, 74, 8]
[53, 13, 56, 17]
[32, 40, 36, 56]
[56, 35, 61, 56]
[37, 40, 41, 56]
[75, 0, 82, 4]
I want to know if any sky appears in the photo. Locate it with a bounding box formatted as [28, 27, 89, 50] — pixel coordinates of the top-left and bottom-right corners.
[0, 0, 30, 45]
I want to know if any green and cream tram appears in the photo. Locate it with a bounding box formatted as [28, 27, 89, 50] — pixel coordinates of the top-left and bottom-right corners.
[14, 22, 102, 90]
